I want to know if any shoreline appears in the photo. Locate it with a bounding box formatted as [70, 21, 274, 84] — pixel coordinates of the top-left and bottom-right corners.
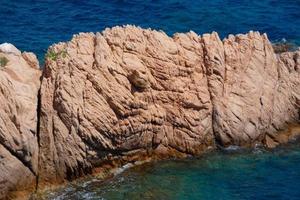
[37, 123, 300, 199]
[33, 122, 300, 199]
[1, 26, 300, 199]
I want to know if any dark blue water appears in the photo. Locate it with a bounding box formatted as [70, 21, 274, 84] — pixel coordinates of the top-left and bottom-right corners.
[45, 144, 300, 200]
[1, 0, 300, 61]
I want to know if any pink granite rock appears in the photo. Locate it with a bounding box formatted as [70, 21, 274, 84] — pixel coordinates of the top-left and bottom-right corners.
[0, 26, 299, 199]
[206, 31, 300, 146]
[38, 26, 300, 187]
[38, 27, 214, 185]
[0, 44, 41, 199]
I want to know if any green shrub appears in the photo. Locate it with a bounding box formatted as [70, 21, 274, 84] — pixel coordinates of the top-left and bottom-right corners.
[45, 49, 68, 61]
[0, 56, 8, 67]
[61, 49, 67, 58]
[45, 50, 58, 61]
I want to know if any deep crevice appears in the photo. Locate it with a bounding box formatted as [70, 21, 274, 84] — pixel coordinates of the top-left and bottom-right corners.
[201, 37, 222, 148]
[35, 80, 42, 191]
[0, 141, 36, 176]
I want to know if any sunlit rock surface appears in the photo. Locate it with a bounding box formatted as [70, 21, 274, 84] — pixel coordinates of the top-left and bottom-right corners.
[38, 26, 300, 187]
[0, 44, 41, 199]
[0, 26, 299, 199]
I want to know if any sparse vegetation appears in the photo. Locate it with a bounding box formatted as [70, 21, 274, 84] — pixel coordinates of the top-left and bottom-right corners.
[0, 56, 9, 68]
[45, 50, 58, 61]
[61, 49, 67, 58]
[45, 49, 68, 61]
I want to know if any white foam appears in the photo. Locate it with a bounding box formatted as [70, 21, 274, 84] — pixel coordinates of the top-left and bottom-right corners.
[224, 145, 240, 151]
[114, 163, 134, 175]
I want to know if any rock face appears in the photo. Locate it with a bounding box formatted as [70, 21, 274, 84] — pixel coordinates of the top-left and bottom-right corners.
[0, 44, 41, 199]
[204, 32, 300, 146]
[0, 26, 299, 199]
[38, 28, 215, 185]
[38, 25, 300, 187]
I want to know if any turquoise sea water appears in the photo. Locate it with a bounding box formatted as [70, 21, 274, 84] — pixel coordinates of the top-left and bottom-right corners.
[46, 144, 300, 200]
[0, 0, 300, 61]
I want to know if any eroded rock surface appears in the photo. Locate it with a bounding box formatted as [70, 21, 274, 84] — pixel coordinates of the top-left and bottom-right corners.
[38, 27, 214, 186]
[38, 26, 300, 187]
[0, 44, 41, 199]
[0, 26, 299, 199]
[205, 32, 300, 146]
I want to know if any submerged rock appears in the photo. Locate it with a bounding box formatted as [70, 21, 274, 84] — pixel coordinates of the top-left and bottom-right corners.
[0, 44, 41, 199]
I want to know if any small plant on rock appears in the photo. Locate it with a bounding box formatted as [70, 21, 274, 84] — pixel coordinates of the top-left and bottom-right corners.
[45, 49, 68, 61]
[61, 49, 67, 58]
[0, 56, 8, 68]
[45, 50, 58, 61]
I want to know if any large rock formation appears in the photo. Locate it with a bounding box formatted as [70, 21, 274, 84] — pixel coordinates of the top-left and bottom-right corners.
[0, 26, 299, 199]
[38, 25, 300, 188]
[204, 32, 300, 146]
[38, 27, 215, 186]
[0, 44, 41, 199]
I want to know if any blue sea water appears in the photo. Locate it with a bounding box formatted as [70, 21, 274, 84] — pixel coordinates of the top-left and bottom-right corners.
[45, 144, 300, 200]
[0, 0, 300, 62]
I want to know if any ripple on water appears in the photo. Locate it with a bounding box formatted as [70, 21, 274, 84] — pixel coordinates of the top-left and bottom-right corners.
[0, 0, 299, 62]
[44, 143, 300, 200]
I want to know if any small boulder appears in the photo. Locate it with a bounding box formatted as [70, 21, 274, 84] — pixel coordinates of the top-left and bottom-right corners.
[0, 43, 21, 56]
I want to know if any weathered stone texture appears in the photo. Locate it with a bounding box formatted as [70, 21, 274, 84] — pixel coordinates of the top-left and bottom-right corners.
[38, 26, 300, 186]
[0, 26, 299, 198]
[0, 44, 41, 199]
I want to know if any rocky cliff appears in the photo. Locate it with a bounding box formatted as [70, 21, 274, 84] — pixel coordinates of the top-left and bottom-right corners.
[39, 26, 300, 188]
[0, 44, 41, 199]
[0, 26, 299, 199]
